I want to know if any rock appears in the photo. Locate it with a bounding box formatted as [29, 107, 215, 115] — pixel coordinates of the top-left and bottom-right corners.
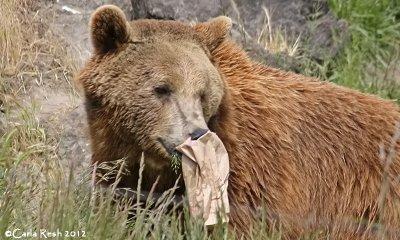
[57, 104, 91, 169]
[131, 0, 348, 70]
[306, 14, 348, 61]
[36, 91, 90, 170]
[131, 0, 221, 21]
[243, 39, 300, 72]
[49, 0, 134, 63]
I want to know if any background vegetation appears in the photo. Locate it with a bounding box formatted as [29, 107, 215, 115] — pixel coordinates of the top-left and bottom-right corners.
[0, 0, 399, 239]
[317, 0, 399, 100]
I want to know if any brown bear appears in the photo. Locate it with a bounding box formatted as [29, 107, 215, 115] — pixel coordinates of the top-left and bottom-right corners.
[76, 5, 400, 239]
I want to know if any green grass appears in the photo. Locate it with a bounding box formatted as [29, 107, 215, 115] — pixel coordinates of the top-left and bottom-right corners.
[0, 106, 284, 239]
[260, 0, 400, 102]
[0, 110, 283, 239]
[0, 0, 399, 239]
[326, 0, 400, 100]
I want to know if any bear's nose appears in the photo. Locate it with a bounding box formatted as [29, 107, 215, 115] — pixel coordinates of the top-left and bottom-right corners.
[190, 128, 209, 140]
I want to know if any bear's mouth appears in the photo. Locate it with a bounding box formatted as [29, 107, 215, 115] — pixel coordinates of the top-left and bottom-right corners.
[157, 138, 182, 159]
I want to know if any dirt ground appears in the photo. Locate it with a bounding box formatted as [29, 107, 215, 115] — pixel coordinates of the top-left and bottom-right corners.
[1, 0, 107, 171]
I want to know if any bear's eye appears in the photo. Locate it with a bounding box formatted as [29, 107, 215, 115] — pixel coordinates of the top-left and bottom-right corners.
[154, 85, 172, 97]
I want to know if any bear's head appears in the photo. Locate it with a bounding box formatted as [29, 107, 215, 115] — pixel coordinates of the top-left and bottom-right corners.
[78, 5, 232, 169]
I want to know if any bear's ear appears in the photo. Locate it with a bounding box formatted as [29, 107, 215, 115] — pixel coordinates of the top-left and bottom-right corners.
[194, 16, 232, 51]
[90, 5, 130, 54]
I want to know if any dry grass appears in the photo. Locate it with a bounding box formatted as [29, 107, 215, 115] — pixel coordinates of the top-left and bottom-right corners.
[257, 6, 301, 57]
[0, 0, 78, 108]
[229, 1, 301, 57]
[0, 0, 80, 207]
[0, 0, 32, 76]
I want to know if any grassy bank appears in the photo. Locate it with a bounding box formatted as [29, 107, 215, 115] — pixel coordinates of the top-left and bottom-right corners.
[327, 0, 400, 100]
[1, 0, 399, 239]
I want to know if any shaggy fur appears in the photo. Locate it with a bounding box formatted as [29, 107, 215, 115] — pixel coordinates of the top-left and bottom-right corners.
[77, 5, 400, 239]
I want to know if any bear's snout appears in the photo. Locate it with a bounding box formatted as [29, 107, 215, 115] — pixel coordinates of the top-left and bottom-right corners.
[189, 128, 209, 140]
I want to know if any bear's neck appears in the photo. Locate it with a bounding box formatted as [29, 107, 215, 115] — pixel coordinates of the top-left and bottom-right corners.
[208, 40, 261, 154]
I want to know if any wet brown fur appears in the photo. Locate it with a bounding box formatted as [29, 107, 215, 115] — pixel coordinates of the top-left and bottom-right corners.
[77, 5, 400, 239]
